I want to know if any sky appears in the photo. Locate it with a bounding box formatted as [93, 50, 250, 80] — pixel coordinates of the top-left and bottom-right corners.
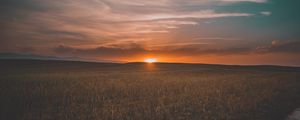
[0, 0, 300, 66]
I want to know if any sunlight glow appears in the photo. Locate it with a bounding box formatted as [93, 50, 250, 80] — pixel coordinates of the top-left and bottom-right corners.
[144, 58, 157, 63]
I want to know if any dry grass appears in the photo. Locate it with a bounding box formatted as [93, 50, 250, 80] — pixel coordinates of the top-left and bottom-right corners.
[1, 60, 300, 120]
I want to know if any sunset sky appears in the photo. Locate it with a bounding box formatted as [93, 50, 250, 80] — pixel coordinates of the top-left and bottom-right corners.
[1, 0, 300, 66]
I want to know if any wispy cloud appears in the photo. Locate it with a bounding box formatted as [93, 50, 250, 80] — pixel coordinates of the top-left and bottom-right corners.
[0, 0, 257, 50]
[260, 11, 272, 16]
[220, 0, 268, 3]
[138, 10, 253, 21]
[6, 0, 298, 64]
[52, 40, 300, 60]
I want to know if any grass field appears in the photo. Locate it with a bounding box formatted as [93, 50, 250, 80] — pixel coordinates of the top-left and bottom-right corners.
[1, 59, 300, 120]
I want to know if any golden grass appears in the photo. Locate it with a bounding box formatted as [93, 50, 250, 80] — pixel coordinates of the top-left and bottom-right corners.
[1, 60, 300, 120]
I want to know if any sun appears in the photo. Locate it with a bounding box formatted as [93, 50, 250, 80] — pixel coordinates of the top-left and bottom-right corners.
[144, 58, 157, 63]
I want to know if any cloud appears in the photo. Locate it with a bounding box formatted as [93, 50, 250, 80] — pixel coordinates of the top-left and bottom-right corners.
[193, 37, 241, 41]
[260, 11, 272, 16]
[54, 44, 148, 58]
[52, 41, 300, 60]
[205, 41, 300, 55]
[104, 0, 268, 7]
[220, 0, 268, 3]
[2, 0, 287, 62]
[256, 41, 300, 54]
[138, 10, 253, 21]
[0, 0, 257, 51]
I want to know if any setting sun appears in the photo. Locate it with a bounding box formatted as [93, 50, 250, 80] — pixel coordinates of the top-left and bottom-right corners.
[144, 58, 157, 63]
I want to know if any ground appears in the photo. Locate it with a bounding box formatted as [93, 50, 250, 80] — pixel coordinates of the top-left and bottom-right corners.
[1, 59, 300, 120]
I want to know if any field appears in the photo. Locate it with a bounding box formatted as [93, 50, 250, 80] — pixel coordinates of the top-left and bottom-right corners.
[1, 59, 300, 120]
